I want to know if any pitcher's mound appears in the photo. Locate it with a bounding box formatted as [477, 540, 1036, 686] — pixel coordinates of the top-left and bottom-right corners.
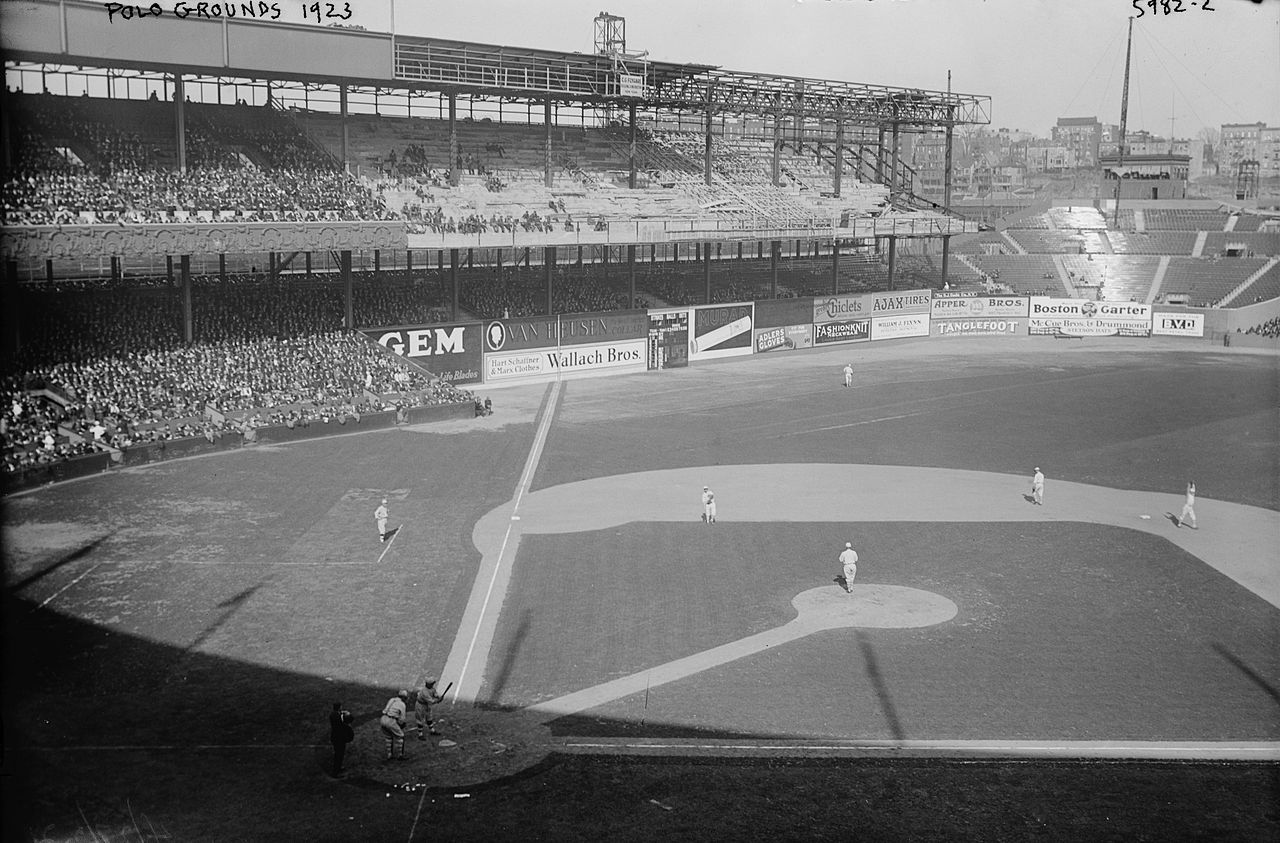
[794, 584, 958, 629]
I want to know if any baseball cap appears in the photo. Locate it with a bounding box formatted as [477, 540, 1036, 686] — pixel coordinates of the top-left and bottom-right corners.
[845, 542, 852, 548]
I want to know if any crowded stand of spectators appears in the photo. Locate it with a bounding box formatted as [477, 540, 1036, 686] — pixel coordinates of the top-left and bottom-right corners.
[2, 271, 473, 475]
[2, 93, 392, 225]
[461, 268, 641, 317]
[400, 202, 568, 235]
[1244, 317, 1280, 339]
[3, 167, 393, 225]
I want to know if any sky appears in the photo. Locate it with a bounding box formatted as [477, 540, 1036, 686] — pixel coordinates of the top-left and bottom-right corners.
[341, 0, 1280, 138]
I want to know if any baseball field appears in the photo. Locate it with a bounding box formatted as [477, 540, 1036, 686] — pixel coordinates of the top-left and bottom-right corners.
[3, 336, 1278, 841]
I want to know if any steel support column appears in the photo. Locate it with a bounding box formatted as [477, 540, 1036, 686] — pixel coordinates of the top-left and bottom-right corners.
[831, 239, 840, 295]
[448, 94, 458, 186]
[173, 74, 186, 173]
[544, 247, 554, 315]
[703, 242, 712, 303]
[833, 115, 844, 198]
[886, 237, 897, 291]
[771, 109, 782, 186]
[180, 255, 193, 343]
[891, 121, 901, 194]
[704, 82, 714, 187]
[339, 84, 349, 170]
[342, 250, 354, 328]
[627, 244, 636, 308]
[628, 102, 637, 189]
[770, 240, 779, 299]
[449, 248, 459, 321]
[544, 101, 553, 188]
[876, 126, 886, 184]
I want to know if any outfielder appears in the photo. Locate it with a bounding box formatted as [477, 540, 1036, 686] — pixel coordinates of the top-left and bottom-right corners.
[843, 363, 854, 388]
[375, 498, 389, 542]
[839, 542, 858, 592]
[413, 677, 444, 740]
[379, 690, 409, 760]
[1031, 467, 1044, 506]
[1177, 481, 1197, 529]
[701, 486, 717, 524]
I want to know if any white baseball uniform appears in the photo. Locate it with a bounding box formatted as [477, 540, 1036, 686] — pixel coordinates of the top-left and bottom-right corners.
[1179, 484, 1197, 528]
[839, 546, 858, 591]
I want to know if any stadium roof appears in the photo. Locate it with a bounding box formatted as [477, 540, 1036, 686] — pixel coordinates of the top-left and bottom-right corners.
[3, 1, 990, 128]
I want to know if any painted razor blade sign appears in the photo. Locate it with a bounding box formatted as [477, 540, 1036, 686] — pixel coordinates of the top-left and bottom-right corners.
[691, 305, 754, 358]
[364, 323, 483, 384]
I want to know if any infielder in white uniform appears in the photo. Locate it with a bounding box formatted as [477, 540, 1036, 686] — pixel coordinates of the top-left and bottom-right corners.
[1031, 467, 1044, 506]
[1177, 481, 1197, 529]
[839, 542, 858, 592]
[701, 486, 717, 524]
[375, 498, 389, 542]
[843, 363, 854, 388]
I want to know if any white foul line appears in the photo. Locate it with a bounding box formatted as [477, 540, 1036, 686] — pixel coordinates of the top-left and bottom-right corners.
[377, 524, 403, 565]
[34, 561, 105, 611]
[781, 410, 933, 437]
[558, 739, 1280, 761]
[449, 380, 561, 704]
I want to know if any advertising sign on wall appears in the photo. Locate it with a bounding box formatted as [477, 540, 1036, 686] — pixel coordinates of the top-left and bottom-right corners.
[485, 339, 646, 382]
[753, 324, 813, 353]
[1028, 298, 1152, 337]
[933, 318, 1028, 338]
[483, 310, 647, 353]
[691, 303, 754, 360]
[813, 289, 932, 324]
[364, 322, 483, 384]
[1151, 312, 1205, 337]
[870, 313, 931, 341]
[813, 319, 871, 345]
[930, 295, 1029, 319]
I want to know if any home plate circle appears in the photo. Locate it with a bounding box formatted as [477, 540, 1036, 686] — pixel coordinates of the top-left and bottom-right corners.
[793, 585, 958, 629]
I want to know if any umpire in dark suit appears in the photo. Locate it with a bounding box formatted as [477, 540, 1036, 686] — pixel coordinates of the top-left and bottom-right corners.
[329, 702, 354, 777]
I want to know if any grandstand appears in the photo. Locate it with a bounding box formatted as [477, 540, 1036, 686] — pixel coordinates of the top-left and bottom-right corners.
[1, 7, 996, 480]
[4, 5, 1280, 480]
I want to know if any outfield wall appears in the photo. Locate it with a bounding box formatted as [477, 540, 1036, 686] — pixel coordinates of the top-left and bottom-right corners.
[436, 289, 1256, 390]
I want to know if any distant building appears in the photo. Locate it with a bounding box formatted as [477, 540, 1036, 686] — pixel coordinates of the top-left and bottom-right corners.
[1260, 127, 1280, 178]
[1220, 122, 1266, 173]
[1052, 116, 1101, 168]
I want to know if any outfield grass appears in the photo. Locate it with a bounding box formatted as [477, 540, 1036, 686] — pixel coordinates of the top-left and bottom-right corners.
[3, 342, 1278, 841]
